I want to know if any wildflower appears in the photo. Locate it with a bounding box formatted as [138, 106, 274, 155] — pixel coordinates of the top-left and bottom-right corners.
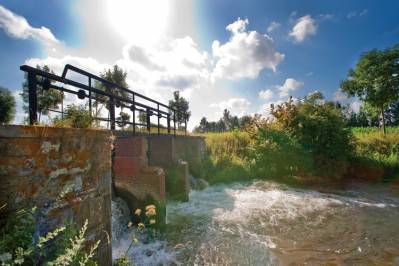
[137, 223, 145, 230]
[145, 205, 156, 211]
[146, 208, 156, 216]
[127, 221, 133, 228]
[134, 208, 142, 216]
[149, 219, 156, 225]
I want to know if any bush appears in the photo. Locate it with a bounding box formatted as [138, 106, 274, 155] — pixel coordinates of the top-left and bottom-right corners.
[271, 94, 355, 178]
[0, 86, 16, 124]
[247, 126, 313, 178]
[53, 104, 93, 128]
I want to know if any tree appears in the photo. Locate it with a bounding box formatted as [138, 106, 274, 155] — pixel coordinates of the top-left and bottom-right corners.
[0, 86, 16, 124]
[21, 65, 64, 122]
[95, 65, 129, 112]
[340, 44, 399, 135]
[197, 117, 209, 133]
[116, 111, 130, 129]
[168, 91, 191, 127]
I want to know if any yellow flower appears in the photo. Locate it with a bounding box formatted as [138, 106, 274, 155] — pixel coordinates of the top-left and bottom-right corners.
[145, 205, 156, 211]
[149, 219, 156, 225]
[134, 208, 142, 216]
[127, 221, 133, 228]
[145, 208, 156, 216]
[137, 223, 145, 230]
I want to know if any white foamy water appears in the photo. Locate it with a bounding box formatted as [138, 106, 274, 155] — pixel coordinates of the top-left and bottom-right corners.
[112, 181, 399, 265]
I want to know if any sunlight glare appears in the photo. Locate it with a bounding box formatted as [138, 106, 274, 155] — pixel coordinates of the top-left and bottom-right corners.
[106, 0, 170, 45]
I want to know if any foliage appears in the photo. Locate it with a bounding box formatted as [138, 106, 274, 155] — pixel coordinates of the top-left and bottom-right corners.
[271, 93, 355, 161]
[340, 44, 399, 134]
[193, 112, 256, 133]
[95, 65, 129, 111]
[114, 205, 158, 266]
[0, 86, 16, 124]
[52, 104, 94, 128]
[168, 91, 191, 126]
[116, 111, 130, 129]
[0, 207, 99, 266]
[21, 65, 64, 123]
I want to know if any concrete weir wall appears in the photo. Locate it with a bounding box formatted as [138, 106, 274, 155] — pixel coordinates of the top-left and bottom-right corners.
[0, 126, 205, 265]
[0, 125, 113, 265]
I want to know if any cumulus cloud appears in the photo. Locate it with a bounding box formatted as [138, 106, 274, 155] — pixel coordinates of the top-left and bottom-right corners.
[0, 5, 59, 48]
[289, 15, 317, 43]
[278, 78, 304, 97]
[210, 98, 251, 116]
[212, 17, 284, 80]
[267, 21, 281, 33]
[259, 89, 273, 100]
[333, 89, 348, 102]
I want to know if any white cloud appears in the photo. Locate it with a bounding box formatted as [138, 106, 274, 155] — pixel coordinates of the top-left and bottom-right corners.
[278, 78, 304, 97]
[0, 5, 59, 48]
[259, 89, 273, 100]
[210, 98, 251, 116]
[7, 4, 281, 130]
[212, 17, 284, 80]
[347, 9, 368, 19]
[289, 15, 317, 43]
[267, 21, 281, 33]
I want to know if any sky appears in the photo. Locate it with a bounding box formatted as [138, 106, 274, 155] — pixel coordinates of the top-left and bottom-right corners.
[0, 0, 398, 129]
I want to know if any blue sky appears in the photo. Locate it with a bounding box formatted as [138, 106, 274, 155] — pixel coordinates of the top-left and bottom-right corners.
[0, 0, 398, 128]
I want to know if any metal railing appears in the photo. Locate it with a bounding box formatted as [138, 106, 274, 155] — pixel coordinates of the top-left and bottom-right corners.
[20, 64, 188, 135]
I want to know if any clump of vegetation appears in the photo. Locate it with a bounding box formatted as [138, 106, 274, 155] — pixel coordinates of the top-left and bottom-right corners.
[52, 104, 94, 128]
[0, 206, 99, 266]
[114, 205, 158, 266]
[0, 86, 16, 125]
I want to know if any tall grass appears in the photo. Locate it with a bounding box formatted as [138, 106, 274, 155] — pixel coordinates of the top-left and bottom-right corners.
[198, 127, 399, 184]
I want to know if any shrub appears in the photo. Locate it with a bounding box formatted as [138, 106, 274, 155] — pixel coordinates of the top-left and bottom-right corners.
[0, 207, 99, 266]
[53, 104, 93, 128]
[0, 86, 16, 124]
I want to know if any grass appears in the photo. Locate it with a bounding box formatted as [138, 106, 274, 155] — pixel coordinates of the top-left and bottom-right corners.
[197, 127, 399, 185]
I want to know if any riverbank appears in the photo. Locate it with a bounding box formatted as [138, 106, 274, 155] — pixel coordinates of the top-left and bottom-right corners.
[191, 127, 399, 186]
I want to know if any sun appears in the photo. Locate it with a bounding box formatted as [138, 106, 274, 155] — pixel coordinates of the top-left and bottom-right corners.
[106, 0, 170, 45]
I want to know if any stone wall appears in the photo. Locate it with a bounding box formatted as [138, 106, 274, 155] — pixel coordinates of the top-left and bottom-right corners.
[0, 125, 113, 266]
[112, 135, 166, 204]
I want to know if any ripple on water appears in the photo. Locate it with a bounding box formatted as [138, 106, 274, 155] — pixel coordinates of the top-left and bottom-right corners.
[113, 180, 399, 265]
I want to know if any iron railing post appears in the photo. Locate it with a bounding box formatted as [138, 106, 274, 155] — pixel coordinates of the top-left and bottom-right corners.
[109, 97, 115, 130]
[173, 111, 176, 136]
[146, 107, 151, 133]
[28, 72, 38, 125]
[167, 114, 170, 134]
[157, 104, 160, 135]
[88, 77, 92, 116]
[132, 94, 135, 134]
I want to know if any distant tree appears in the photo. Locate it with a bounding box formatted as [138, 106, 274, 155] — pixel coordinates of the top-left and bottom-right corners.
[222, 109, 233, 130]
[21, 65, 64, 122]
[95, 65, 129, 112]
[197, 117, 209, 133]
[116, 111, 130, 129]
[239, 115, 253, 130]
[340, 44, 399, 135]
[0, 86, 16, 124]
[138, 111, 147, 124]
[168, 91, 191, 127]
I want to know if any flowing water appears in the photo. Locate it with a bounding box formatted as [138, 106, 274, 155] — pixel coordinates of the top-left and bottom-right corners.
[112, 181, 399, 265]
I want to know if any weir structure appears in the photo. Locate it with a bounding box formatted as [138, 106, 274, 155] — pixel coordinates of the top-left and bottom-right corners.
[0, 65, 205, 265]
